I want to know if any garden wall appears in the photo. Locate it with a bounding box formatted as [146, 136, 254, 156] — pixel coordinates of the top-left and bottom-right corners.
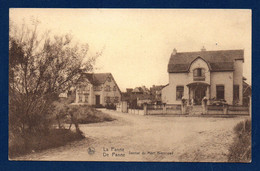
[207, 105, 249, 115]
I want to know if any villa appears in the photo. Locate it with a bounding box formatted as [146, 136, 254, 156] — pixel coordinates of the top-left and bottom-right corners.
[162, 48, 244, 105]
[75, 73, 121, 106]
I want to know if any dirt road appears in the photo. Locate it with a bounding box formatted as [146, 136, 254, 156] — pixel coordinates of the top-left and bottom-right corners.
[14, 110, 248, 162]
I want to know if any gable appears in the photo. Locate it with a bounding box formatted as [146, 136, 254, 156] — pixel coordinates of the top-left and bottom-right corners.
[168, 49, 243, 73]
[79, 72, 122, 94]
[80, 73, 111, 86]
[188, 57, 210, 72]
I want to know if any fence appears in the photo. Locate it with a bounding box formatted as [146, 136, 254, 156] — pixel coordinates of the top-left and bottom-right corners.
[128, 109, 145, 115]
[116, 101, 249, 116]
[207, 105, 224, 115]
[116, 102, 183, 115]
[127, 104, 182, 115]
[166, 104, 182, 115]
[207, 105, 249, 115]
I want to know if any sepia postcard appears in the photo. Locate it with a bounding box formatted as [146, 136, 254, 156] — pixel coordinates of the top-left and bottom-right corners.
[9, 8, 251, 162]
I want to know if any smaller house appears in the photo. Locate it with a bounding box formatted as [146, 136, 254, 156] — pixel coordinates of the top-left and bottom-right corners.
[75, 73, 121, 106]
[122, 86, 152, 108]
[126, 88, 133, 93]
[132, 86, 150, 94]
[137, 95, 152, 107]
[150, 85, 165, 104]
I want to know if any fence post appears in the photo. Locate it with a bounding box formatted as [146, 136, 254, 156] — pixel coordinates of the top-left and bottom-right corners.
[202, 97, 208, 115]
[181, 98, 187, 115]
[163, 103, 166, 114]
[144, 103, 148, 115]
[223, 104, 228, 114]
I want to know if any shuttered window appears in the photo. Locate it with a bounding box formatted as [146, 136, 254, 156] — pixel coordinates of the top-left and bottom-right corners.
[216, 85, 225, 100]
[176, 86, 184, 100]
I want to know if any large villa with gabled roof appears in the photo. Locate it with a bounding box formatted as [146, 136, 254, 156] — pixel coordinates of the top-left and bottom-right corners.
[162, 48, 245, 105]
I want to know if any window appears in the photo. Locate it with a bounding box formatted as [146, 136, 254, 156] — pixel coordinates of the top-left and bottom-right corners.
[105, 85, 111, 92]
[78, 84, 89, 92]
[78, 94, 83, 102]
[94, 86, 101, 91]
[105, 96, 110, 103]
[113, 86, 116, 91]
[78, 85, 83, 93]
[107, 77, 111, 82]
[110, 97, 114, 103]
[193, 68, 205, 81]
[83, 94, 88, 103]
[176, 86, 184, 100]
[84, 86, 89, 91]
[233, 85, 239, 102]
[216, 85, 225, 100]
[114, 96, 119, 103]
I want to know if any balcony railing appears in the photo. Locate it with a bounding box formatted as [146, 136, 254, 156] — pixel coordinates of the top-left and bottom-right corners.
[193, 76, 205, 81]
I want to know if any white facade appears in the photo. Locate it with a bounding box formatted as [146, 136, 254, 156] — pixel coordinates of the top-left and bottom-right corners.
[75, 73, 121, 106]
[162, 56, 243, 105]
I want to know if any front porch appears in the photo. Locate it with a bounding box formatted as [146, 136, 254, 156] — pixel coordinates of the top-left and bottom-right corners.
[187, 82, 210, 105]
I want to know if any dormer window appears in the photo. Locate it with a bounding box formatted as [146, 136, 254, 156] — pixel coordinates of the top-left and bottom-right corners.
[193, 68, 205, 81]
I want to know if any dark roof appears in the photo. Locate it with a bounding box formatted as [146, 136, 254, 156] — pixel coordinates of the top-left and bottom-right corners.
[80, 73, 111, 85]
[121, 93, 152, 101]
[132, 86, 150, 94]
[78, 72, 122, 94]
[168, 49, 244, 73]
[138, 94, 152, 100]
[150, 85, 164, 91]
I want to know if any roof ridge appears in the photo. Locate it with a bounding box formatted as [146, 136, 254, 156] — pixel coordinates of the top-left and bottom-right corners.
[175, 49, 244, 54]
[83, 72, 111, 74]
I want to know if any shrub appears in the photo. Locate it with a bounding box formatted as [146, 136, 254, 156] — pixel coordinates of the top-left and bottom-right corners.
[67, 105, 115, 124]
[94, 104, 105, 108]
[9, 128, 84, 158]
[228, 119, 251, 162]
[52, 100, 115, 126]
[105, 103, 116, 110]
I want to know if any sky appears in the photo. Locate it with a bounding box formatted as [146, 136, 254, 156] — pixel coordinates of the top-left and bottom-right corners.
[9, 9, 252, 91]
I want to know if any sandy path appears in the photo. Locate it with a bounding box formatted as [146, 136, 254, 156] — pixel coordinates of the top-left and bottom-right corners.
[13, 110, 248, 162]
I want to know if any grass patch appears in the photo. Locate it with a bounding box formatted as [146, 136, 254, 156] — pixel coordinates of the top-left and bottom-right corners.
[9, 129, 84, 159]
[228, 119, 251, 162]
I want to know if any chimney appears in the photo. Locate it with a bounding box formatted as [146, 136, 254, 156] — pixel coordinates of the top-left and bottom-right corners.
[172, 48, 177, 55]
[201, 46, 206, 51]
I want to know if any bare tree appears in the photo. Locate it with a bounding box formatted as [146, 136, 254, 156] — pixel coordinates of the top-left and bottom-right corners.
[9, 19, 99, 136]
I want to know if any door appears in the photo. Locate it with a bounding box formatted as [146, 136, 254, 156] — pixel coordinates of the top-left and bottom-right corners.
[95, 95, 100, 105]
[194, 86, 206, 105]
